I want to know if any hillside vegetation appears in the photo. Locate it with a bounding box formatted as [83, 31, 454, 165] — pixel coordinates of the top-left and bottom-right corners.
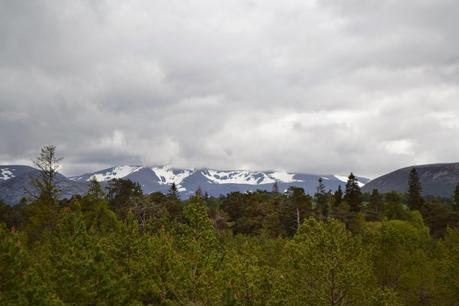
[1, 146, 459, 305]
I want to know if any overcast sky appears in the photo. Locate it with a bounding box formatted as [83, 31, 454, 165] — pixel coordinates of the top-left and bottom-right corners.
[1, 0, 458, 178]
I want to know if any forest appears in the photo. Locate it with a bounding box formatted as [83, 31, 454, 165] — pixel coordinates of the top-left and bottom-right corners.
[1, 146, 459, 305]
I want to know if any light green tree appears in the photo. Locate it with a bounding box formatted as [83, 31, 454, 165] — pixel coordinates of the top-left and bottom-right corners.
[276, 218, 384, 305]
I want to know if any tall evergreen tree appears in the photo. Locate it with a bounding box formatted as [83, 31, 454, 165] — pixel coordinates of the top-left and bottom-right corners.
[344, 173, 362, 212]
[168, 182, 179, 198]
[24, 145, 62, 243]
[280, 187, 312, 236]
[315, 178, 329, 220]
[366, 189, 384, 221]
[407, 168, 423, 210]
[31, 144, 62, 202]
[333, 185, 343, 208]
[369, 189, 383, 214]
[87, 178, 105, 200]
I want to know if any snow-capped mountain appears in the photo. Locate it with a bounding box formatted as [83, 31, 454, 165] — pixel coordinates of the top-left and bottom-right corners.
[0, 165, 88, 205]
[0, 164, 369, 205]
[0, 165, 36, 181]
[70, 165, 370, 198]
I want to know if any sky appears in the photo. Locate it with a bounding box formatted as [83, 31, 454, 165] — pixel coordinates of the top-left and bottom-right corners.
[1, 0, 459, 178]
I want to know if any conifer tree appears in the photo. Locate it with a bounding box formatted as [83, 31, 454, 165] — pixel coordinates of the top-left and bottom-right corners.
[24, 145, 62, 243]
[407, 168, 423, 210]
[369, 189, 384, 214]
[315, 178, 329, 220]
[31, 144, 62, 202]
[82, 179, 119, 234]
[168, 182, 179, 198]
[333, 185, 343, 208]
[344, 173, 362, 212]
[87, 177, 105, 200]
[280, 187, 312, 236]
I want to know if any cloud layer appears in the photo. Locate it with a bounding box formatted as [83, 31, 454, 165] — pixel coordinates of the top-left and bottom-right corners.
[1, 0, 458, 178]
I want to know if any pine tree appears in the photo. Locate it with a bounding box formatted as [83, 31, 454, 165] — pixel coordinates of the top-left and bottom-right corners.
[31, 145, 62, 202]
[333, 185, 343, 208]
[81, 179, 120, 234]
[24, 145, 62, 243]
[168, 182, 179, 198]
[280, 187, 312, 236]
[315, 178, 329, 221]
[407, 168, 423, 210]
[87, 178, 105, 200]
[369, 189, 384, 214]
[344, 173, 362, 212]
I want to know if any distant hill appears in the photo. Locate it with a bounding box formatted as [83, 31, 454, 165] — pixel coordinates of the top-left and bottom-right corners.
[362, 163, 459, 197]
[0, 164, 369, 205]
[0, 165, 88, 205]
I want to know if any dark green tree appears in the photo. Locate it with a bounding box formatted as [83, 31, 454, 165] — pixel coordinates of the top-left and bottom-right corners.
[87, 178, 105, 200]
[280, 187, 312, 236]
[333, 185, 343, 208]
[344, 173, 362, 212]
[407, 168, 423, 210]
[81, 179, 120, 234]
[369, 189, 383, 210]
[106, 178, 142, 218]
[365, 189, 384, 221]
[168, 182, 179, 199]
[315, 178, 329, 221]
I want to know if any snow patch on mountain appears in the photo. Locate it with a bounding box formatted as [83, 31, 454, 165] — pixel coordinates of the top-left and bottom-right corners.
[334, 175, 365, 187]
[203, 170, 276, 185]
[0, 168, 15, 181]
[89, 165, 143, 181]
[269, 171, 301, 183]
[151, 166, 194, 191]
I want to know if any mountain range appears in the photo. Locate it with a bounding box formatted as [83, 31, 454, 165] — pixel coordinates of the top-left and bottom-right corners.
[3, 162, 458, 206]
[0, 165, 369, 205]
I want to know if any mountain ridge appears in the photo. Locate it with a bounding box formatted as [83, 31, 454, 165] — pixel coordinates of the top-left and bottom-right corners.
[0, 164, 369, 205]
[362, 162, 459, 197]
[69, 164, 369, 194]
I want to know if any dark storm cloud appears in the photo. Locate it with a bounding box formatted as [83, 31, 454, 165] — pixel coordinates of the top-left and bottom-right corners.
[1, 0, 458, 177]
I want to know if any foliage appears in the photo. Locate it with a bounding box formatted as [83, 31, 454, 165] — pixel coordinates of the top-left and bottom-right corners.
[1, 149, 459, 304]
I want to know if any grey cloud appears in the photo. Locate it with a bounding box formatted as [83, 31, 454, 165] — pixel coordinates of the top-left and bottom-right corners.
[1, 0, 458, 178]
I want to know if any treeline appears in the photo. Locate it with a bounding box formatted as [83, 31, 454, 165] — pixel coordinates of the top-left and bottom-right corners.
[1, 146, 459, 305]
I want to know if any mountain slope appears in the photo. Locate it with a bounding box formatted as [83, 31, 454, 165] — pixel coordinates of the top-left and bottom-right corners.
[71, 165, 370, 198]
[0, 165, 88, 205]
[1, 164, 370, 205]
[362, 163, 459, 197]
